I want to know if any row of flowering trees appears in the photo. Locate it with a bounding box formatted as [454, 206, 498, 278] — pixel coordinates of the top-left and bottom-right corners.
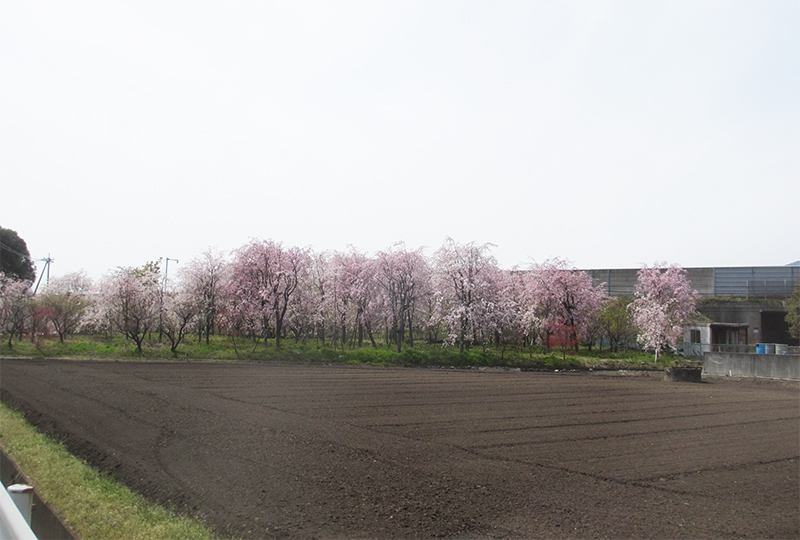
[0, 238, 700, 357]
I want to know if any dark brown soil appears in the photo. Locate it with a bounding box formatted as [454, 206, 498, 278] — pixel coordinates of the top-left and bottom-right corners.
[1, 359, 798, 539]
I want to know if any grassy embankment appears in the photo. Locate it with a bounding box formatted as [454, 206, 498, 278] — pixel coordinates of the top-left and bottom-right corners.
[0, 333, 695, 370]
[0, 403, 225, 540]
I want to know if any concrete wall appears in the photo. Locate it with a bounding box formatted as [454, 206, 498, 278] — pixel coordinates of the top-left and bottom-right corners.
[697, 302, 796, 346]
[703, 352, 800, 381]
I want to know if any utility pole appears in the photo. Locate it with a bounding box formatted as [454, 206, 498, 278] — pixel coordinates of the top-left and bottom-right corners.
[32, 255, 54, 295]
[159, 258, 178, 341]
[164, 258, 179, 291]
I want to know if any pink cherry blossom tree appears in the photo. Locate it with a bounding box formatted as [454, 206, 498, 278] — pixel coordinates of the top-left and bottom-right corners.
[374, 242, 428, 353]
[505, 270, 543, 352]
[629, 262, 701, 361]
[37, 271, 93, 343]
[304, 251, 331, 344]
[486, 269, 526, 356]
[161, 287, 201, 354]
[178, 248, 229, 345]
[525, 258, 607, 350]
[325, 251, 356, 349]
[325, 249, 381, 348]
[0, 273, 32, 350]
[229, 240, 310, 348]
[99, 264, 161, 354]
[433, 238, 502, 353]
[351, 253, 382, 348]
[278, 254, 317, 345]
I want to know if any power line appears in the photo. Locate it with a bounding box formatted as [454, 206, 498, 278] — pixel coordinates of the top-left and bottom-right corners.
[1, 241, 54, 265]
[1, 240, 54, 293]
[0, 241, 34, 261]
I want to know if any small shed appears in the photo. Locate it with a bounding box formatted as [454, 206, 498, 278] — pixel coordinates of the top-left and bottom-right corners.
[684, 322, 749, 357]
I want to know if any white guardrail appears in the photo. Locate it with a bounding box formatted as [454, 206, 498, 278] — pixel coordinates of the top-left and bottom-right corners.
[0, 483, 37, 540]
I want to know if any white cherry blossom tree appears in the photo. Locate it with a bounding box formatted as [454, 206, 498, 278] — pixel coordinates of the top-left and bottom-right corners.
[629, 263, 700, 361]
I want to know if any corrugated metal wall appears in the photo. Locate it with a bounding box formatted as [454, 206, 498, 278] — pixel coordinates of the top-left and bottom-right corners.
[713, 266, 800, 298]
[587, 266, 799, 299]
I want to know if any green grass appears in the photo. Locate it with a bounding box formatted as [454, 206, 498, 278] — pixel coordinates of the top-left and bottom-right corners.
[0, 403, 226, 540]
[1, 333, 696, 370]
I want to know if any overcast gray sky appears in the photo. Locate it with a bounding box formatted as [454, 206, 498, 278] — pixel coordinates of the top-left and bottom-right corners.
[2, 0, 798, 281]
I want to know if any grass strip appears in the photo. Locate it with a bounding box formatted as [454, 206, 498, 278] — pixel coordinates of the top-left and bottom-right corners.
[0, 403, 225, 540]
[0, 334, 690, 370]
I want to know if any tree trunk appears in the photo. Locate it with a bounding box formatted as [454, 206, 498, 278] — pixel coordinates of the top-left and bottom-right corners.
[407, 311, 414, 349]
[395, 311, 405, 353]
[366, 322, 377, 348]
[263, 314, 270, 346]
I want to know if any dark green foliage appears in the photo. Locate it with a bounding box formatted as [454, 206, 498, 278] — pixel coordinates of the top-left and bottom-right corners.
[399, 348, 427, 365]
[786, 280, 800, 340]
[597, 297, 636, 352]
[0, 227, 36, 281]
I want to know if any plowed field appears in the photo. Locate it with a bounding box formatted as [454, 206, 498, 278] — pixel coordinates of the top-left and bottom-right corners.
[1, 359, 798, 539]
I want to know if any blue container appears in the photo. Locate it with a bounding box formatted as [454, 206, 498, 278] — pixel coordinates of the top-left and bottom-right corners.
[756, 344, 766, 354]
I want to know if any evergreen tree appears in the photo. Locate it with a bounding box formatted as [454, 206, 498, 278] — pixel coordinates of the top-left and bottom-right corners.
[0, 227, 36, 281]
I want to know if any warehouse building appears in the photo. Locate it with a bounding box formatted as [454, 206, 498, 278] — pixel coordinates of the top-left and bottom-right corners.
[585, 265, 800, 349]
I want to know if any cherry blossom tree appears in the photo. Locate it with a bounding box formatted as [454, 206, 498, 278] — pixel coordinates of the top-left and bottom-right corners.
[218, 288, 261, 354]
[37, 271, 93, 343]
[485, 269, 527, 356]
[505, 270, 543, 352]
[100, 264, 161, 354]
[304, 251, 331, 344]
[325, 251, 356, 349]
[179, 249, 229, 345]
[350, 253, 382, 348]
[374, 242, 428, 353]
[229, 240, 309, 348]
[629, 263, 700, 360]
[433, 238, 502, 353]
[525, 258, 607, 350]
[324, 249, 382, 349]
[0, 273, 32, 349]
[283, 270, 317, 344]
[161, 288, 201, 354]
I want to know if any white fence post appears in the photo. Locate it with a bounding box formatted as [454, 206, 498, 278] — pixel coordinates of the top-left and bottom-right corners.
[0, 483, 37, 540]
[7, 485, 33, 525]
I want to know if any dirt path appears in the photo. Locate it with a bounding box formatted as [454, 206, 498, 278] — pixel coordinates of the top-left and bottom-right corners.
[1, 359, 798, 539]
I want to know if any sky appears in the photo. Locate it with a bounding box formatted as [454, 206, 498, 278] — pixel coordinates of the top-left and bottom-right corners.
[1, 1, 798, 282]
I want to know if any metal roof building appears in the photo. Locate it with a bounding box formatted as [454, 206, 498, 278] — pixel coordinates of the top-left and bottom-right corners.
[585, 266, 799, 300]
[583, 265, 799, 347]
